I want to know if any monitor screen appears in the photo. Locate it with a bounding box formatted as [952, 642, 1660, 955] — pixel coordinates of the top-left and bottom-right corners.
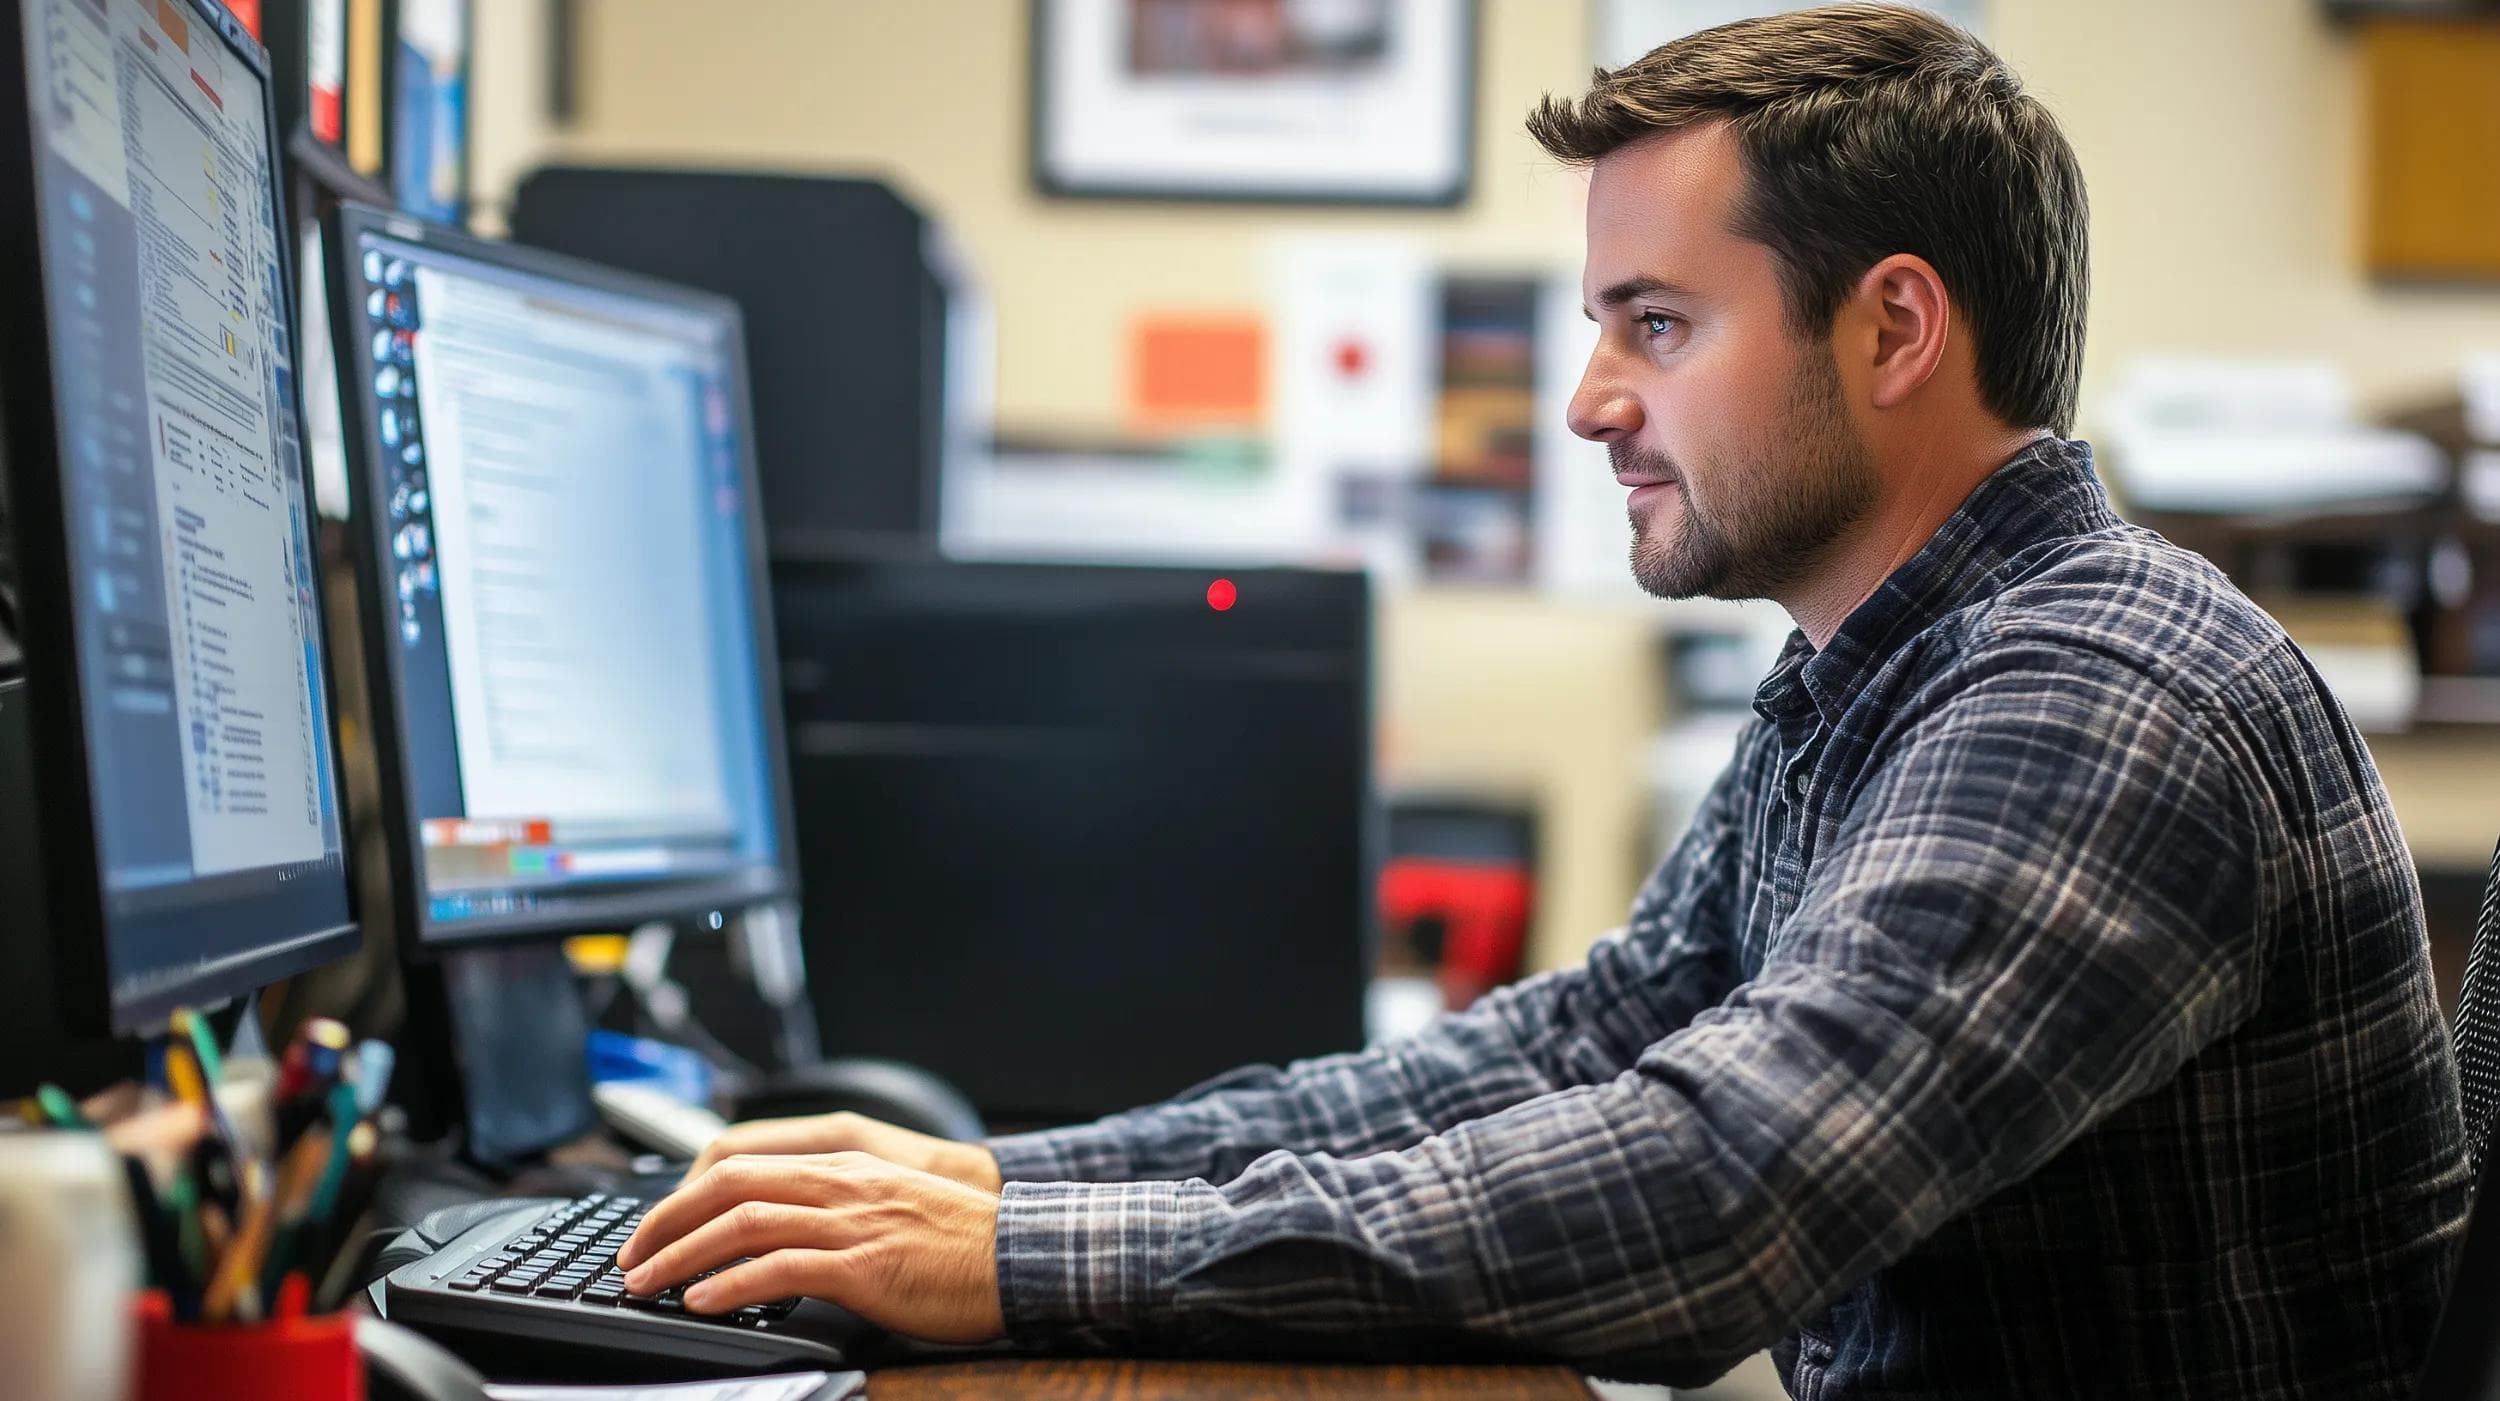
[333, 212, 790, 945]
[13, 0, 354, 1028]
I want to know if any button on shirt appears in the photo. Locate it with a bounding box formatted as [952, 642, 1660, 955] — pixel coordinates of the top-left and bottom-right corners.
[984, 438, 2470, 1398]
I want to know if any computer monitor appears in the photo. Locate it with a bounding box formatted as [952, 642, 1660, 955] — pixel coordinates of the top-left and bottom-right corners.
[0, 0, 357, 1038]
[323, 203, 796, 954]
[770, 550, 1374, 1124]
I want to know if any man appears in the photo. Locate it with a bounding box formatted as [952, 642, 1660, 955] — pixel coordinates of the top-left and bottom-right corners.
[616, 6, 2471, 1394]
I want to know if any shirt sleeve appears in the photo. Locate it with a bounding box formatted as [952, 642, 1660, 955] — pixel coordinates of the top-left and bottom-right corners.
[986, 732, 1756, 1186]
[992, 637, 2273, 1385]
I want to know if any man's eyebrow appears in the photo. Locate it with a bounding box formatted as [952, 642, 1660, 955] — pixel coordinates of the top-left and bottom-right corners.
[1582, 275, 1693, 320]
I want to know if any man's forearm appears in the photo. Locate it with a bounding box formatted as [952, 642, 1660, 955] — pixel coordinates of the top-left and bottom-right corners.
[985, 979, 1574, 1184]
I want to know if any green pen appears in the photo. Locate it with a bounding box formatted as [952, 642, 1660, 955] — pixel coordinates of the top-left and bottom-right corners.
[34, 1083, 87, 1130]
[169, 1165, 208, 1286]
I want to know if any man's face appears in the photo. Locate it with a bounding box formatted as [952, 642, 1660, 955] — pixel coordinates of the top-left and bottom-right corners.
[1570, 123, 1878, 602]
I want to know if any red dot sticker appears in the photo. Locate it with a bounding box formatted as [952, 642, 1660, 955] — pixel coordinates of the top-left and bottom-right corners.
[1207, 578, 1237, 612]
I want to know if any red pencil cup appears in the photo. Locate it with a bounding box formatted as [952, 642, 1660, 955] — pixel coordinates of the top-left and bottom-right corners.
[131, 1281, 363, 1401]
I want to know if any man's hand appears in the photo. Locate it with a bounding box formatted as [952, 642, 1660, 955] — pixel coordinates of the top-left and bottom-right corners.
[616, 1151, 1006, 1344]
[690, 1111, 1003, 1192]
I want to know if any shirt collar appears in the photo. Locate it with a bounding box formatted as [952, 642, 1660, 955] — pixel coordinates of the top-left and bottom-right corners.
[1754, 436, 2120, 728]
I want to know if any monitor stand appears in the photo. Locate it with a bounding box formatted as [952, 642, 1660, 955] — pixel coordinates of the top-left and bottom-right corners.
[0, 673, 140, 1097]
[438, 942, 598, 1168]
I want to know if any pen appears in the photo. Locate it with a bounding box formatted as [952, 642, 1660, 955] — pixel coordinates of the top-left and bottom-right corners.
[309, 1122, 385, 1314]
[164, 1044, 240, 1215]
[275, 1019, 353, 1145]
[171, 1008, 226, 1090]
[258, 1116, 341, 1304]
[305, 1082, 363, 1229]
[351, 1040, 396, 1118]
[121, 1155, 199, 1320]
[203, 1160, 277, 1324]
[175, 1169, 212, 1282]
[34, 1083, 87, 1130]
[274, 1018, 351, 1105]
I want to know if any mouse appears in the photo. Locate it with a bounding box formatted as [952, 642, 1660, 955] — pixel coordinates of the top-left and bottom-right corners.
[359, 1315, 490, 1401]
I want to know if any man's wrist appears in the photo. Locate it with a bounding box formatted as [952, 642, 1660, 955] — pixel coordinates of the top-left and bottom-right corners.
[993, 1178, 1195, 1347]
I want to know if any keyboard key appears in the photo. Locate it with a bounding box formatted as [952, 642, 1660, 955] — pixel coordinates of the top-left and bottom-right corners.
[490, 1277, 534, 1294]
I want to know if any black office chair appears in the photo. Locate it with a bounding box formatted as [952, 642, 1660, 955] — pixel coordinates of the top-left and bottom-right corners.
[2412, 839, 2500, 1400]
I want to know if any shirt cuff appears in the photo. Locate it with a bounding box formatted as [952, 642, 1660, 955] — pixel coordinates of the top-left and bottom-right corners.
[987, 1122, 1138, 1184]
[994, 1178, 1195, 1348]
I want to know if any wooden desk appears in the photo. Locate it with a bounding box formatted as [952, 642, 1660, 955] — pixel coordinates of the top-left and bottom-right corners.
[869, 1358, 1594, 1399]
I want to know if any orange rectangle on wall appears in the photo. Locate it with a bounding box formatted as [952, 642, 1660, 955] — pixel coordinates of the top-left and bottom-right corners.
[155, 0, 191, 53]
[1130, 314, 1267, 432]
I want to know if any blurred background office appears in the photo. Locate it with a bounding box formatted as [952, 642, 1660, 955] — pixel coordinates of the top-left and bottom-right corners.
[437, 0, 2500, 1004]
[104, 0, 2500, 1394]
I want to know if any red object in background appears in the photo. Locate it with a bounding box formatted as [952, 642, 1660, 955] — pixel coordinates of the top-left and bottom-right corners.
[1381, 858, 1534, 1012]
[1207, 578, 1237, 612]
[133, 1284, 362, 1401]
[220, 0, 263, 38]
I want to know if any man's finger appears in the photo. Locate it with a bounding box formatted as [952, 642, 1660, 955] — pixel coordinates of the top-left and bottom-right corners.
[689, 1117, 853, 1177]
[623, 1198, 843, 1294]
[617, 1153, 864, 1269]
[680, 1248, 856, 1315]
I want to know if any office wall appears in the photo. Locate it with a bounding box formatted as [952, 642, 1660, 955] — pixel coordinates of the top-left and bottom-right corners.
[476, 0, 2500, 435]
[464, 0, 2500, 970]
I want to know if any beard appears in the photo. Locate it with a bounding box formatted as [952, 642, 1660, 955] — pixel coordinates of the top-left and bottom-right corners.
[1619, 349, 1879, 602]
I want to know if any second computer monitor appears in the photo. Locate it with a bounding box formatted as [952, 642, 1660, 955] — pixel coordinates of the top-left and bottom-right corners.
[326, 205, 795, 949]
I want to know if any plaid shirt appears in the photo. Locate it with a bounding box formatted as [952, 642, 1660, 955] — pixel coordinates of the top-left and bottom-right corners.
[986, 438, 2471, 1397]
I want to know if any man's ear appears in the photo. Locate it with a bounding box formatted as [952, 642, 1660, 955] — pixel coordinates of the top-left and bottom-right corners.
[1855, 253, 1951, 411]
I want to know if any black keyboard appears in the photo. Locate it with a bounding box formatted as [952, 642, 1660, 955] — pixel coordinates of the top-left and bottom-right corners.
[383, 1193, 870, 1376]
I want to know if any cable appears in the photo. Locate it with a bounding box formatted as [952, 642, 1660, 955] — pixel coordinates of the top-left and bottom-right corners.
[0, 578, 21, 685]
[0, 508, 22, 684]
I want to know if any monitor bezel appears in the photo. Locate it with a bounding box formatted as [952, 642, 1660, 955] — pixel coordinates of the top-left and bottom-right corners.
[323, 202, 803, 955]
[0, 0, 363, 1034]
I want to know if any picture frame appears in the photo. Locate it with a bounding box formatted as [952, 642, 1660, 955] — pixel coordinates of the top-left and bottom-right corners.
[1030, 0, 1478, 206]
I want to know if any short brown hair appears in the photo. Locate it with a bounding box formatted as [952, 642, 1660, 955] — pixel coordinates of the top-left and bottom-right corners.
[1529, 3, 2088, 435]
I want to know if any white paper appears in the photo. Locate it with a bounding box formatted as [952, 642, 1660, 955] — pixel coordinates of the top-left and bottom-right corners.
[484, 1370, 857, 1401]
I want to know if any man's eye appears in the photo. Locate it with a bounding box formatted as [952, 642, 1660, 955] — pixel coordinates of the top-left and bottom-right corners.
[1641, 313, 1678, 337]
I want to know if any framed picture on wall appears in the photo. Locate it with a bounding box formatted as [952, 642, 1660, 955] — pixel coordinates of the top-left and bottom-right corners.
[1031, 0, 1478, 205]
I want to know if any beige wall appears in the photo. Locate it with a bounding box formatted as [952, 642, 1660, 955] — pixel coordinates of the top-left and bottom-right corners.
[464, 0, 2500, 967]
[479, 0, 2500, 434]
[482, 0, 1588, 435]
